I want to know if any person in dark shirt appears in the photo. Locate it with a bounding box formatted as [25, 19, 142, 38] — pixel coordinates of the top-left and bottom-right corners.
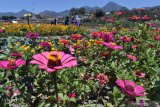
[65, 16, 70, 26]
[54, 18, 57, 25]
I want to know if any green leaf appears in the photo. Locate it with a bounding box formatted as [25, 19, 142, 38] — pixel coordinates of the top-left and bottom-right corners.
[38, 101, 45, 107]
[0, 54, 6, 59]
[105, 103, 114, 107]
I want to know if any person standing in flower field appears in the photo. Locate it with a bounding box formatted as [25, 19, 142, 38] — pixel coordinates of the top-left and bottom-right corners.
[51, 18, 54, 25]
[54, 18, 57, 25]
[65, 16, 70, 26]
[75, 15, 81, 27]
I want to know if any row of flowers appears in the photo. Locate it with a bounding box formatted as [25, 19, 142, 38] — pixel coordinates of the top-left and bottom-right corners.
[0, 23, 87, 37]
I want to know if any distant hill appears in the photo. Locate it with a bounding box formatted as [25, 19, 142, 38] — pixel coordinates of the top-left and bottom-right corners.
[102, 1, 126, 12]
[39, 10, 58, 17]
[0, 9, 33, 18]
[82, 6, 101, 12]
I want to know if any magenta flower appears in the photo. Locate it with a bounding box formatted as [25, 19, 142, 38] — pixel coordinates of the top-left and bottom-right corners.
[7, 89, 20, 97]
[0, 59, 26, 70]
[26, 32, 40, 39]
[135, 71, 145, 78]
[68, 93, 76, 99]
[30, 51, 77, 73]
[0, 29, 4, 33]
[154, 35, 160, 41]
[10, 52, 22, 59]
[156, 28, 160, 31]
[117, 12, 123, 16]
[103, 42, 123, 50]
[39, 42, 51, 47]
[99, 32, 115, 42]
[116, 80, 145, 97]
[71, 34, 82, 40]
[96, 73, 109, 86]
[127, 54, 137, 61]
[120, 36, 132, 43]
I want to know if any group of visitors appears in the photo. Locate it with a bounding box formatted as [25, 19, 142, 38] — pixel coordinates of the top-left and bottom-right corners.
[65, 15, 81, 27]
[51, 15, 81, 27]
[51, 18, 57, 25]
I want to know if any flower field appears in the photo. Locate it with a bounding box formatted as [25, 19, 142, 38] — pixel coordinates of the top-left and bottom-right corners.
[0, 16, 160, 107]
[0, 23, 87, 37]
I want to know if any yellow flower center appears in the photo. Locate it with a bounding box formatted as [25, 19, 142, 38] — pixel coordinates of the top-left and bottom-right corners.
[47, 52, 62, 61]
[47, 52, 62, 69]
[110, 42, 116, 46]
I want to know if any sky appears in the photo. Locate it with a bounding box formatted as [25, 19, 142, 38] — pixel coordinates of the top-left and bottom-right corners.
[0, 0, 160, 13]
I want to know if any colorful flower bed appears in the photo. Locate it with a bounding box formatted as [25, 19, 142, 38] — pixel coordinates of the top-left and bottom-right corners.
[0, 23, 87, 37]
[0, 15, 160, 106]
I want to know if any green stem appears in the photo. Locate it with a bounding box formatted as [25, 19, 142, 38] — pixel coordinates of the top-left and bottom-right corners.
[53, 73, 59, 107]
[117, 95, 127, 107]
[11, 70, 27, 102]
[95, 86, 102, 107]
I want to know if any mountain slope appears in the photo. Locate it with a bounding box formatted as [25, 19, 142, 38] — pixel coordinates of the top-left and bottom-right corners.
[102, 1, 124, 12]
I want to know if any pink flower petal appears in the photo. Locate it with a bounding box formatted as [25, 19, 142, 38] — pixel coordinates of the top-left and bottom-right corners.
[124, 80, 135, 87]
[38, 65, 47, 69]
[62, 60, 77, 68]
[16, 59, 26, 67]
[46, 68, 56, 73]
[0, 61, 8, 69]
[41, 52, 50, 57]
[32, 54, 48, 65]
[30, 60, 44, 66]
[62, 56, 76, 64]
[116, 80, 125, 89]
[61, 54, 72, 63]
[54, 66, 64, 70]
[134, 85, 145, 95]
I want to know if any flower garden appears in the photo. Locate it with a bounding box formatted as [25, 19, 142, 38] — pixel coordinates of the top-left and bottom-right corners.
[0, 13, 160, 107]
[0, 23, 86, 37]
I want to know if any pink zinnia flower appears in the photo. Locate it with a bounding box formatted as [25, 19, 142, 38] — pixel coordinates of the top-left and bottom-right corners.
[107, 18, 116, 22]
[120, 36, 132, 43]
[97, 73, 109, 86]
[26, 32, 40, 39]
[10, 52, 22, 59]
[127, 54, 137, 61]
[90, 32, 100, 38]
[0, 59, 26, 70]
[59, 39, 70, 46]
[30, 51, 77, 73]
[0, 29, 4, 33]
[156, 28, 160, 31]
[116, 80, 145, 97]
[39, 42, 51, 47]
[103, 42, 123, 50]
[71, 34, 82, 40]
[99, 32, 115, 42]
[142, 16, 151, 21]
[135, 71, 145, 78]
[132, 45, 139, 49]
[7, 89, 20, 97]
[68, 93, 76, 98]
[117, 12, 123, 16]
[154, 35, 160, 41]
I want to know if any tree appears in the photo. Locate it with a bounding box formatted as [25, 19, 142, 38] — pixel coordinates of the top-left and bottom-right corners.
[1, 16, 9, 20]
[36, 14, 42, 19]
[78, 7, 86, 15]
[95, 9, 105, 18]
[8, 16, 17, 20]
[70, 8, 78, 16]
